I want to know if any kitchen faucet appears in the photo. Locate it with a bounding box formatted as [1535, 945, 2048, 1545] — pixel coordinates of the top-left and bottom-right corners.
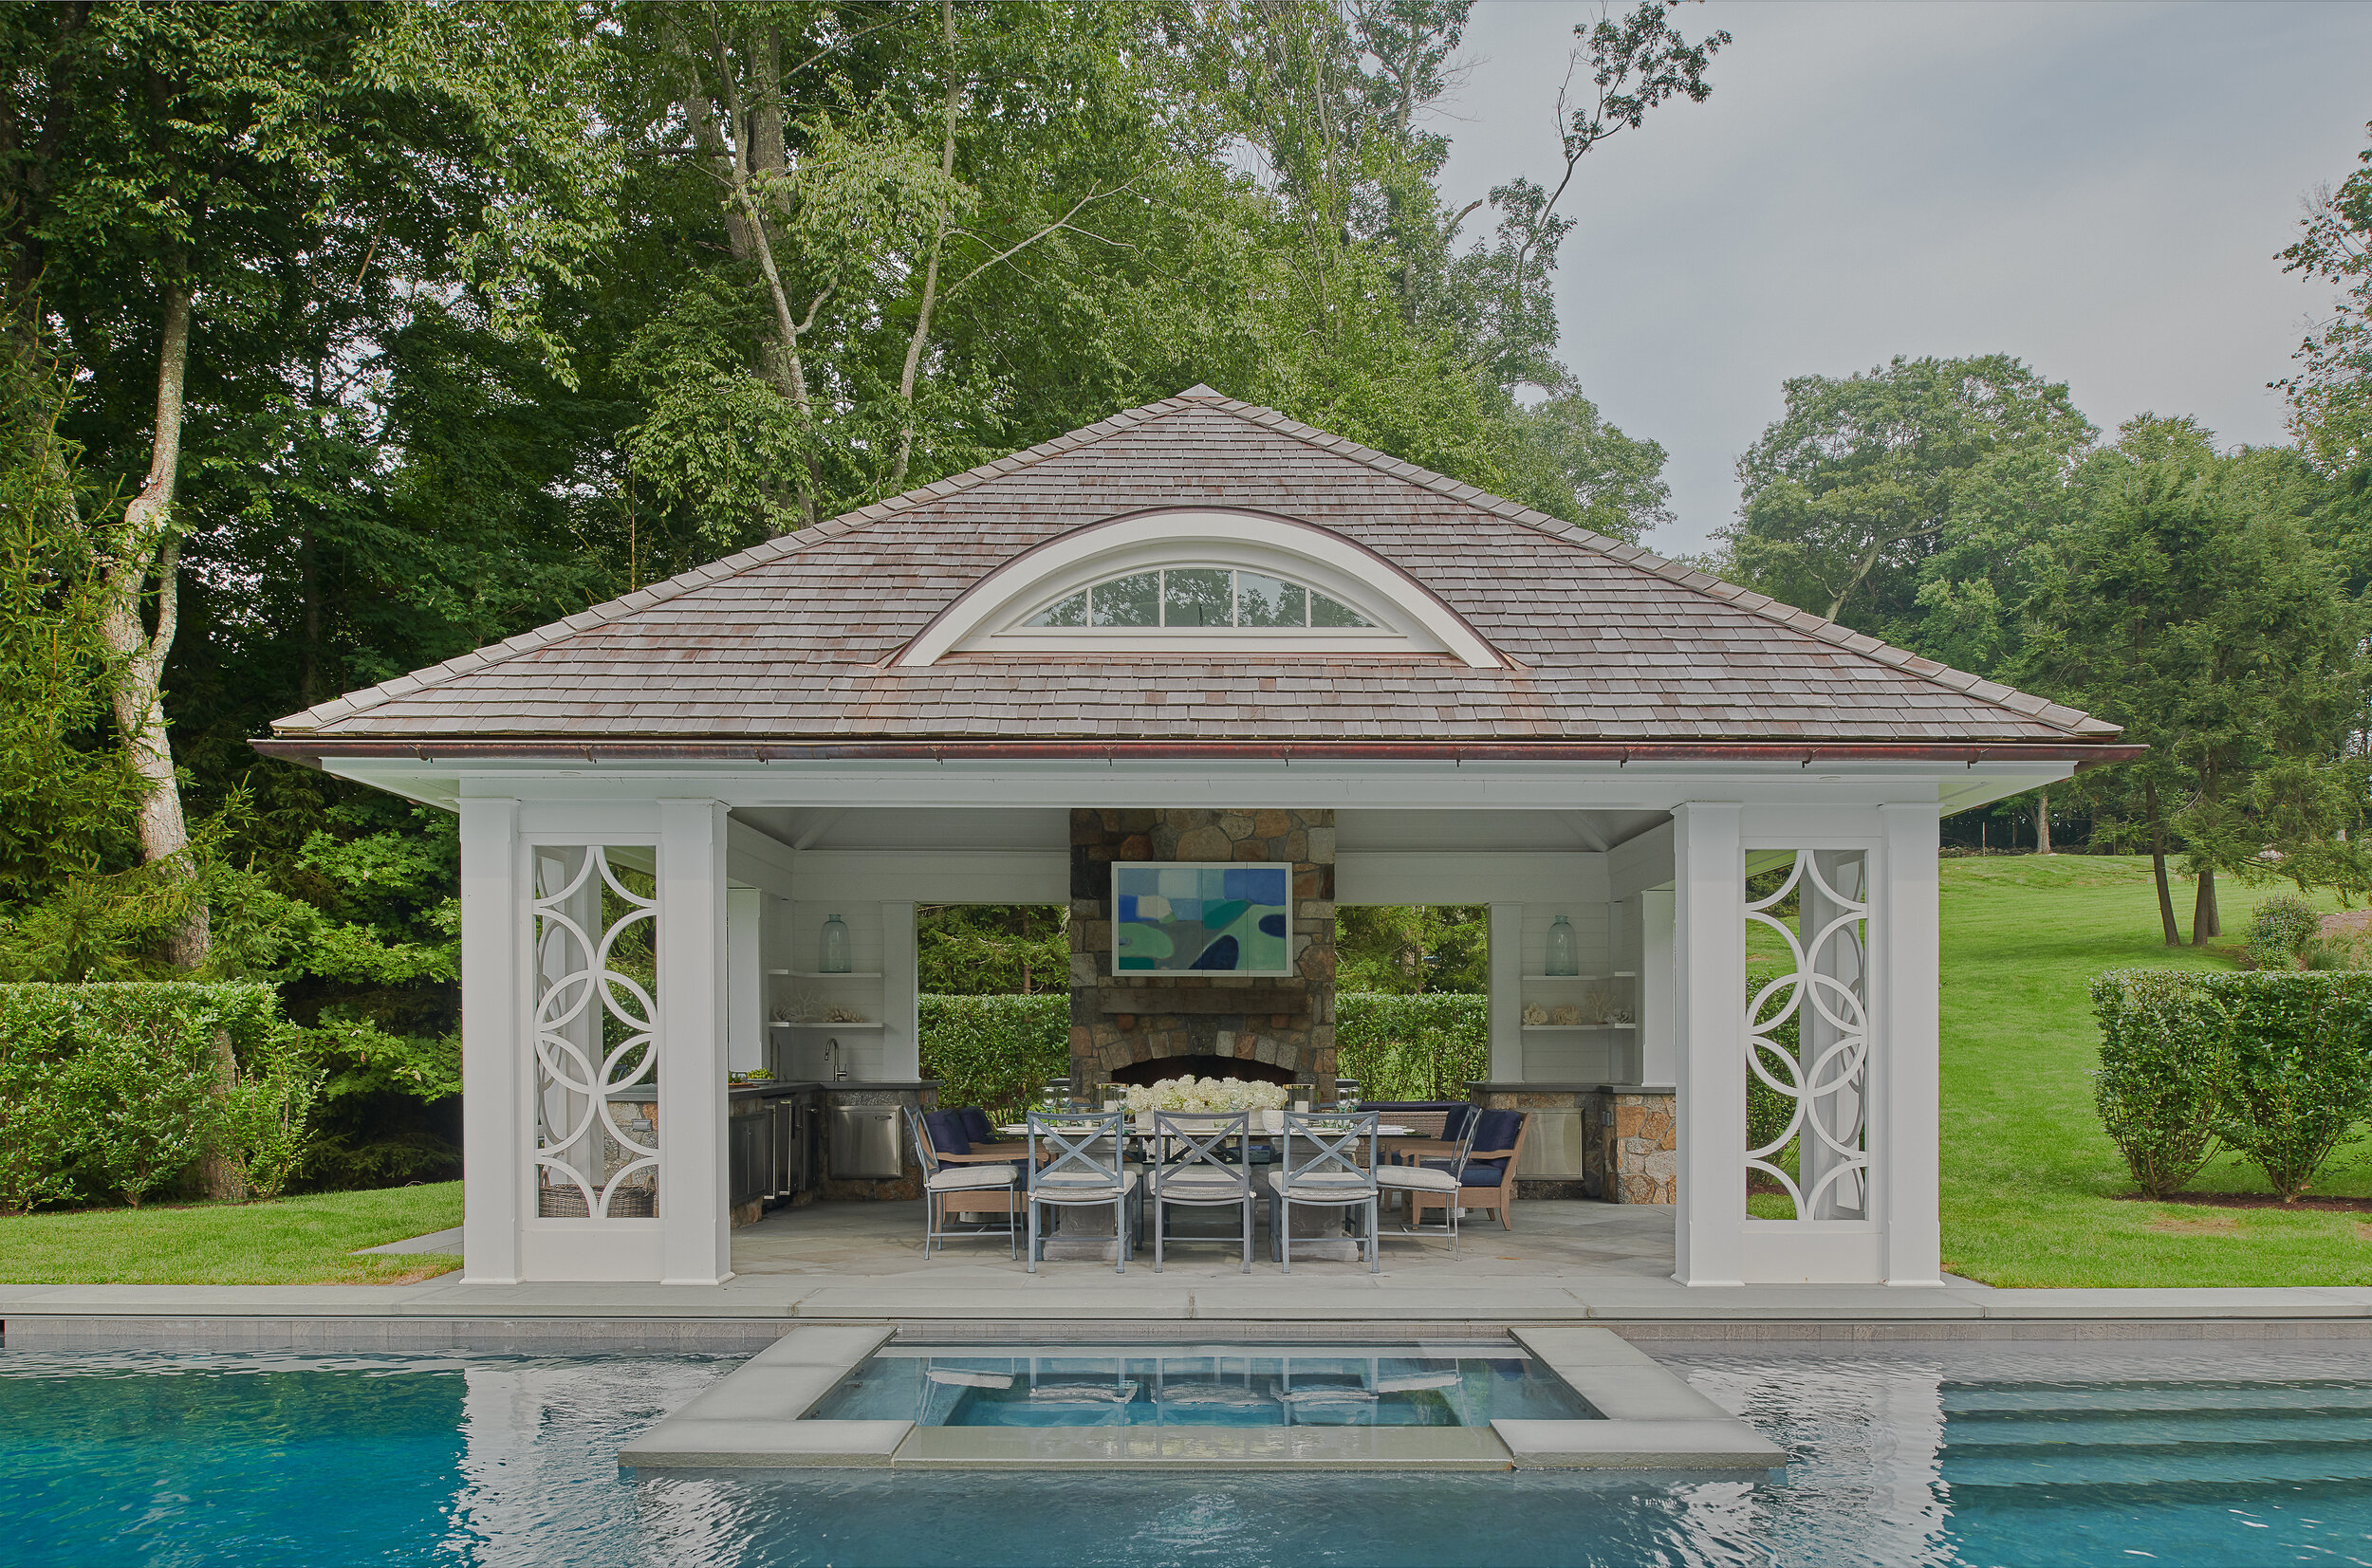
[825, 1037, 846, 1081]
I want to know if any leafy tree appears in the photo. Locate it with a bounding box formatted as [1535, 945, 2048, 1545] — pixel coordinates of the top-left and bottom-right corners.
[2021, 417, 2370, 944]
[917, 904, 1067, 995]
[2279, 120, 2372, 472]
[1721, 354, 2095, 656]
[1337, 904, 1487, 994]
[0, 1, 617, 973]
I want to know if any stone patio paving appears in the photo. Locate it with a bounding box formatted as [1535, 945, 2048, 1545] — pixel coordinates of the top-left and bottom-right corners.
[730, 1197, 1677, 1284]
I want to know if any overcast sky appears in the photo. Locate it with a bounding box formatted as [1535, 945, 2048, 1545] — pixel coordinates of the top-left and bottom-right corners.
[1432, 0, 2372, 556]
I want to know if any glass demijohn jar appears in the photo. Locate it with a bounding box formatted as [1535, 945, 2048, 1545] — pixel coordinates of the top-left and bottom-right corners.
[819, 913, 852, 973]
[1545, 914, 1580, 976]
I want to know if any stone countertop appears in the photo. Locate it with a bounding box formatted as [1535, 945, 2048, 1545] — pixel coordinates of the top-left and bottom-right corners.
[1464, 1082, 1675, 1096]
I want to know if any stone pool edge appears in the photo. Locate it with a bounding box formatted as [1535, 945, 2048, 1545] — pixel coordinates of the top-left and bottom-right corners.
[616, 1324, 1786, 1473]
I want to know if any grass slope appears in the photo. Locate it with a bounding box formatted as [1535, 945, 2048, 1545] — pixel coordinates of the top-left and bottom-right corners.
[1940, 855, 2371, 1288]
[0, 1183, 463, 1285]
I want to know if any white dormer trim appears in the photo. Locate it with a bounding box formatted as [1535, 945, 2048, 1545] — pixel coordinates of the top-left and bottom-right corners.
[895, 508, 1506, 669]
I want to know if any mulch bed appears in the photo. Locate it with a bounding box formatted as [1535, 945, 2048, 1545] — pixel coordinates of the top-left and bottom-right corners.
[2117, 1190, 2372, 1215]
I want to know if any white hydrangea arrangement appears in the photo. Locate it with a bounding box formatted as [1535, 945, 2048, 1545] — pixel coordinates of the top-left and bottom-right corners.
[1121, 1075, 1290, 1115]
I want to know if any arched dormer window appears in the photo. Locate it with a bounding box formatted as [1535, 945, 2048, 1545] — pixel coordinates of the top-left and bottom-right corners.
[895, 507, 1504, 668]
[1023, 566, 1373, 630]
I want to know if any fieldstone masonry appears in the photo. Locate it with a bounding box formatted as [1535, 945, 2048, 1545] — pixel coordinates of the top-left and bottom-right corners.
[1068, 808, 1337, 1090]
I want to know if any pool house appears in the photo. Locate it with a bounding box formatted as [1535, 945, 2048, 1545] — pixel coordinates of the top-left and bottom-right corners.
[256, 384, 2135, 1293]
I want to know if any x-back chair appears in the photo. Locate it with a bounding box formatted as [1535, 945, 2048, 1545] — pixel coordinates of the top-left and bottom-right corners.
[1026, 1109, 1138, 1274]
[1148, 1111, 1255, 1273]
[1268, 1110, 1380, 1273]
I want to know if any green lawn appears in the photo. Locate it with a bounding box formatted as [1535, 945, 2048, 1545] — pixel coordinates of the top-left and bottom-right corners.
[1939, 854, 2372, 1287]
[0, 1182, 463, 1285]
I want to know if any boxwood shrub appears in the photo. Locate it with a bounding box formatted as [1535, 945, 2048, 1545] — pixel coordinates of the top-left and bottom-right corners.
[2091, 969, 2372, 1201]
[917, 992, 1067, 1116]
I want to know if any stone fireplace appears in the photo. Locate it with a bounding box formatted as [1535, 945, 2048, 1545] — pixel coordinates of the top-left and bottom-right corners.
[1068, 808, 1336, 1091]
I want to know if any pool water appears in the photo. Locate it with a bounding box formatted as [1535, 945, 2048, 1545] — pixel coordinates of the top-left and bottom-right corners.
[3, 1341, 2370, 1566]
[808, 1344, 1597, 1428]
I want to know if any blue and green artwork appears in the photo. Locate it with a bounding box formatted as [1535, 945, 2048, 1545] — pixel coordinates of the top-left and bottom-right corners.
[1113, 862, 1293, 975]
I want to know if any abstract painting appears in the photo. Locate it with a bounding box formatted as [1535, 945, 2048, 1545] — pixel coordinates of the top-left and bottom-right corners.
[1112, 862, 1293, 975]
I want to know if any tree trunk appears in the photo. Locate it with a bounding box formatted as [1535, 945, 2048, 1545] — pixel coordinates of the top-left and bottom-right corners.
[892, 1, 961, 489]
[2144, 780, 2180, 946]
[2035, 789, 2051, 856]
[105, 283, 240, 1199]
[2192, 864, 2220, 946]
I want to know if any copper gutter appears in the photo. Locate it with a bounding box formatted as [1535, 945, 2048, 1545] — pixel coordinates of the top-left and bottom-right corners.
[252, 737, 2143, 769]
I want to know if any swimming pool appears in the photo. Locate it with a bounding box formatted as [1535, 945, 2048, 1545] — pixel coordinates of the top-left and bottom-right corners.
[3, 1340, 2368, 1566]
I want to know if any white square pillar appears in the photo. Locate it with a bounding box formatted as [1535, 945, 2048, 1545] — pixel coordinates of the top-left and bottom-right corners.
[1487, 901, 1524, 1084]
[727, 886, 763, 1073]
[881, 900, 919, 1080]
[1672, 802, 1745, 1286]
[658, 799, 732, 1284]
[1876, 802, 1943, 1285]
[1639, 888, 1677, 1088]
[457, 795, 523, 1284]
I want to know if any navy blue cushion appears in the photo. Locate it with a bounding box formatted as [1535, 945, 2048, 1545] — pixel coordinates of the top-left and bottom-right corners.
[1440, 1104, 1475, 1142]
[958, 1106, 996, 1146]
[1469, 1109, 1523, 1155]
[922, 1109, 971, 1158]
[1423, 1156, 1508, 1183]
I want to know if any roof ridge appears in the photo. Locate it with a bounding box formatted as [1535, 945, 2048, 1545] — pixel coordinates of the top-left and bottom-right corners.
[1165, 394, 2117, 739]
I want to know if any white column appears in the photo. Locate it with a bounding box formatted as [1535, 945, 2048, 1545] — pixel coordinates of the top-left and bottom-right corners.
[1672, 802, 1745, 1286]
[1639, 888, 1677, 1088]
[1876, 802, 1943, 1285]
[881, 900, 919, 1080]
[658, 799, 732, 1285]
[457, 795, 523, 1284]
[1487, 901, 1524, 1084]
[727, 886, 763, 1073]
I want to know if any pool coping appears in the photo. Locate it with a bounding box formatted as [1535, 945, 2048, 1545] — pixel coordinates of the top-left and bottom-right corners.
[613, 1324, 1787, 1473]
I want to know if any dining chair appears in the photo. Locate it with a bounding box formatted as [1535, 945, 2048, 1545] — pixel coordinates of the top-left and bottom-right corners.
[1025, 1109, 1137, 1274]
[1375, 1114, 1478, 1258]
[1268, 1110, 1380, 1274]
[906, 1105, 1020, 1259]
[1149, 1111, 1255, 1273]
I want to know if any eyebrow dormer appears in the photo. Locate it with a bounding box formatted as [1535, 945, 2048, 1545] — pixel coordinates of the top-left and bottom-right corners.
[894, 507, 1506, 667]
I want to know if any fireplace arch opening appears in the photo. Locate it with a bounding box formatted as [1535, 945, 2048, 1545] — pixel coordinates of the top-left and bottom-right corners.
[1104, 1055, 1301, 1088]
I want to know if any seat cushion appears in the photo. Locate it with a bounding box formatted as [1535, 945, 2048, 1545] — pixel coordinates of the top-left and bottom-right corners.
[927, 1163, 1017, 1192]
[1423, 1156, 1508, 1182]
[1376, 1164, 1460, 1193]
[958, 1106, 996, 1147]
[1033, 1168, 1140, 1201]
[922, 1109, 972, 1158]
[1158, 1167, 1250, 1199]
[1269, 1171, 1376, 1198]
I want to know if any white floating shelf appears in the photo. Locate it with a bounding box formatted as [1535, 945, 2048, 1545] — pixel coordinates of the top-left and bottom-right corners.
[769, 1021, 885, 1030]
[1521, 972, 1636, 982]
[769, 970, 883, 979]
[1520, 1023, 1637, 1032]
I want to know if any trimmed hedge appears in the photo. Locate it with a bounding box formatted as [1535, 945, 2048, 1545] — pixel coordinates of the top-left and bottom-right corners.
[916, 991, 1495, 1113]
[0, 983, 303, 1211]
[917, 992, 1067, 1116]
[1335, 992, 1487, 1101]
[2091, 970, 2372, 1201]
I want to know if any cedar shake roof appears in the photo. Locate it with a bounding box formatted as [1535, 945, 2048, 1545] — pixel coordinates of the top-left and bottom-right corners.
[265, 386, 2122, 756]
